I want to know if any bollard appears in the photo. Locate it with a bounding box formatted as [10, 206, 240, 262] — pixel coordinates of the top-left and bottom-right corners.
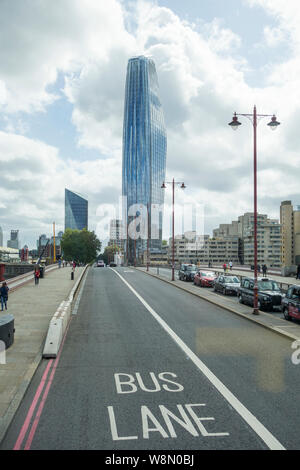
[71, 271, 74, 280]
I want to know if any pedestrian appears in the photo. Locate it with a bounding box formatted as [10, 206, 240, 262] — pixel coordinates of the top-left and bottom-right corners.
[262, 264, 267, 277]
[0, 282, 9, 311]
[34, 268, 40, 285]
[72, 261, 76, 269]
[223, 262, 227, 273]
[229, 261, 233, 270]
[297, 264, 300, 280]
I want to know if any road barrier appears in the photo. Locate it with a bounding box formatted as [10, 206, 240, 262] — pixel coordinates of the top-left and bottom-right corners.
[43, 265, 89, 358]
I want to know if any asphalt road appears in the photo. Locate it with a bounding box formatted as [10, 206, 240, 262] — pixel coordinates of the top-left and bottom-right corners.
[1, 266, 300, 450]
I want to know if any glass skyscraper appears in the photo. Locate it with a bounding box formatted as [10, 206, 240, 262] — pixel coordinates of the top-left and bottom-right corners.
[122, 56, 167, 262]
[65, 189, 88, 231]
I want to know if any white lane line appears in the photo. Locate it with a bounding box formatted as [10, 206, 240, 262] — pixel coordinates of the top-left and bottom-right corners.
[111, 268, 285, 450]
[72, 269, 88, 315]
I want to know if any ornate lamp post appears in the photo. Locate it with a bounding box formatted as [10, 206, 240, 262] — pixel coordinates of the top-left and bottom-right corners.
[228, 106, 280, 314]
[161, 179, 186, 281]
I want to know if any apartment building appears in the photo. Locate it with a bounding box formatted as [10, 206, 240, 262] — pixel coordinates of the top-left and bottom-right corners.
[168, 232, 240, 265]
[214, 212, 281, 267]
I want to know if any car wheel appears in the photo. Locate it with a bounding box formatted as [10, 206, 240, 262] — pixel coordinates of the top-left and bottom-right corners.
[223, 287, 226, 295]
[239, 294, 244, 304]
[283, 307, 292, 321]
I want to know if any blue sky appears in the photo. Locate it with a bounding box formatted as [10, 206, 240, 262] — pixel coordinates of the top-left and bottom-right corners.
[0, 0, 299, 249]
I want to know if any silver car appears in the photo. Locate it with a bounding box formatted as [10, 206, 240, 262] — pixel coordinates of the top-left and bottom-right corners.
[213, 275, 240, 295]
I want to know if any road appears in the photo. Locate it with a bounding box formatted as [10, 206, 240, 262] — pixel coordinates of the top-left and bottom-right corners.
[1, 266, 299, 450]
[150, 267, 286, 319]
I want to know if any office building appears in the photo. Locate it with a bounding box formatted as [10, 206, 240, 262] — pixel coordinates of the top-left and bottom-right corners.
[7, 230, 19, 249]
[280, 201, 300, 267]
[122, 56, 167, 263]
[65, 189, 88, 231]
[109, 219, 123, 250]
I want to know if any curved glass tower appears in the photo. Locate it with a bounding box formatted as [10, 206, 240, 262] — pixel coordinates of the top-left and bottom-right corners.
[65, 189, 88, 231]
[122, 56, 167, 262]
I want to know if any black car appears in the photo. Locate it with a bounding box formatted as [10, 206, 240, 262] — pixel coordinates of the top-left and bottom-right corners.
[178, 264, 197, 282]
[213, 275, 240, 295]
[238, 277, 284, 311]
[281, 285, 300, 321]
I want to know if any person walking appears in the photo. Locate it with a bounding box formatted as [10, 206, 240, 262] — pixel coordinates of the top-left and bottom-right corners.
[262, 264, 267, 277]
[223, 262, 227, 273]
[229, 261, 233, 271]
[0, 282, 9, 311]
[34, 268, 40, 285]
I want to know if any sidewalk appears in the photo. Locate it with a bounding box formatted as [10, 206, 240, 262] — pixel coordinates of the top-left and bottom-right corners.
[211, 267, 300, 288]
[137, 267, 300, 342]
[0, 265, 84, 442]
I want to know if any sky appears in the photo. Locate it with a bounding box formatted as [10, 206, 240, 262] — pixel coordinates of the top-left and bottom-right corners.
[0, 0, 299, 249]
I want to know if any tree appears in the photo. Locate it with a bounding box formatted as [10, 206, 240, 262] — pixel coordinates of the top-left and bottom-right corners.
[61, 228, 101, 264]
[102, 245, 122, 265]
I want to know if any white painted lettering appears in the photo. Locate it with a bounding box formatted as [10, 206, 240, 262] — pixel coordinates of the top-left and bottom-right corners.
[114, 373, 137, 394]
[136, 372, 161, 392]
[107, 406, 138, 441]
[185, 404, 229, 437]
[158, 372, 184, 392]
[141, 405, 169, 439]
[159, 405, 199, 437]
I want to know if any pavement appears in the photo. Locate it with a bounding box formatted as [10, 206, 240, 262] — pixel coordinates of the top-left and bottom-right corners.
[0, 265, 85, 443]
[136, 267, 300, 341]
[207, 266, 300, 289]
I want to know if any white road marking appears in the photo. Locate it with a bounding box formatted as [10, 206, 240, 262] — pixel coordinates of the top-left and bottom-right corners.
[111, 268, 285, 450]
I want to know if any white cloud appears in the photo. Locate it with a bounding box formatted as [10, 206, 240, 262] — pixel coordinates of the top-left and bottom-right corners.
[0, 0, 300, 246]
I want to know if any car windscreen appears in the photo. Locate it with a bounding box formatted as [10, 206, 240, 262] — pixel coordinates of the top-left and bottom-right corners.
[224, 277, 239, 283]
[186, 266, 196, 271]
[201, 272, 214, 277]
[258, 280, 281, 291]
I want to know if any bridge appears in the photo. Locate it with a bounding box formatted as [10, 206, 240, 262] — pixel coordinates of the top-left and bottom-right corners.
[0, 264, 299, 451]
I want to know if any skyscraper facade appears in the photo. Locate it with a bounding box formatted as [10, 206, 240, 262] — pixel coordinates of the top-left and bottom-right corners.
[7, 230, 19, 249]
[122, 56, 167, 262]
[65, 189, 88, 231]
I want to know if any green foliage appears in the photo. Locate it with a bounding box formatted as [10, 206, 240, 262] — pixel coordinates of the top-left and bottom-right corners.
[102, 244, 122, 265]
[61, 228, 101, 264]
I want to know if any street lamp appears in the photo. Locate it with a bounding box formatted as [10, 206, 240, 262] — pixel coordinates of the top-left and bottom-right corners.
[161, 178, 186, 281]
[228, 105, 280, 315]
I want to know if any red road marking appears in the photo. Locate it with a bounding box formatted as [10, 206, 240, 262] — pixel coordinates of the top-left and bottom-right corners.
[13, 359, 53, 450]
[14, 318, 72, 450]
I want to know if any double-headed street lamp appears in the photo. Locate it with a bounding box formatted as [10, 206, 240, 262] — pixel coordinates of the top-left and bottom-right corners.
[161, 178, 186, 281]
[228, 105, 280, 315]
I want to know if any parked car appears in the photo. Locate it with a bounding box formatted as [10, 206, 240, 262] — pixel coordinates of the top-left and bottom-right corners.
[178, 264, 197, 282]
[109, 262, 117, 267]
[238, 277, 284, 311]
[213, 275, 240, 295]
[97, 260, 105, 267]
[281, 285, 300, 321]
[193, 270, 216, 287]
